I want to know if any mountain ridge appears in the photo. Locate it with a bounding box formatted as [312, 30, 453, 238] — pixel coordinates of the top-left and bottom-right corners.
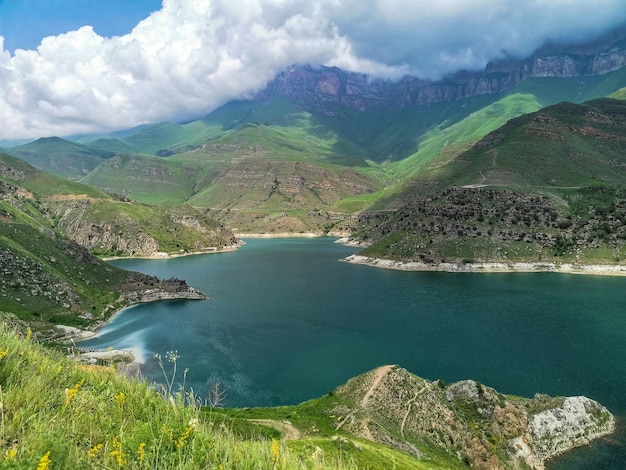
[256, 33, 626, 114]
[348, 97, 626, 266]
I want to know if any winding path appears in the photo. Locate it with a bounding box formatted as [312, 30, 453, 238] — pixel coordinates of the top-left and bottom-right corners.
[249, 419, 301, 440]
[361, 365, 395, 407]
[400, 383, 429, 438]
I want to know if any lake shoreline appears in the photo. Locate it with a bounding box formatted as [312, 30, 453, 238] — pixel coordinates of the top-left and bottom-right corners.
[343, 254, 626, 276]
[235, 232, 320, 238]
[100, 243, 241, 261]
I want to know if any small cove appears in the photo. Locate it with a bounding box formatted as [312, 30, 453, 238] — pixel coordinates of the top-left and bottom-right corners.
[80, 237, 626, 468]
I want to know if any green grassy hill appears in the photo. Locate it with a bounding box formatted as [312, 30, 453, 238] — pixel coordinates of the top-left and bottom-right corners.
[426, 98, 626, 190]
[0, 153, 237, 332]
[4, 67, 626, 234]
[6, 137, 115, 180]
[1, 153, 236, 257]
[353, 98, 626, 264]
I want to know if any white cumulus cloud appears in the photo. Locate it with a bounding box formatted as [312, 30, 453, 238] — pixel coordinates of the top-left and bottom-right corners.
[0, 0, 625, 140]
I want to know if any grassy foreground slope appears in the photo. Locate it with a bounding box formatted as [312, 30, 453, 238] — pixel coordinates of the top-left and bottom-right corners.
[0, 324, 448, 469]
[1, 326, 612, 469]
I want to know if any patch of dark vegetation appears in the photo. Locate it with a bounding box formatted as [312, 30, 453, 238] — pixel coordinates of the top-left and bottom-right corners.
[353, 187, 626, 263]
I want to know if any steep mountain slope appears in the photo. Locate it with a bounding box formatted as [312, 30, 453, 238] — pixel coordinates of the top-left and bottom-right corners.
[0, 153, 237, 332]
[350, 98, 626, 266]
[0, 220, 204, 334]
[0, 153, 236, 257]
[7, 137, 115, 180]
[259, 31, 626, 113]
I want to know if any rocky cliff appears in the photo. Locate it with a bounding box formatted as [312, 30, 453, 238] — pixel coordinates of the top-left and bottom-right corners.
[119, 273, 206, 304]
[256, 35, 626, 113]
[47, 197, 238, 258]
[333, 366, 614, 470]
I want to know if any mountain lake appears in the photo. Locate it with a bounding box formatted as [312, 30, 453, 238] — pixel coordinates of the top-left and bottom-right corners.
[79, 237, 626, 469]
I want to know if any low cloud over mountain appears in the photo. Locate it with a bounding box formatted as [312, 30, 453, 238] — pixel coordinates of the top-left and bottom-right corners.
[1, 0, 625, 139]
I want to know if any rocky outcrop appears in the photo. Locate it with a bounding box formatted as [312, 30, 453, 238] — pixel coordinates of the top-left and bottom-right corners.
[333, 366, 614, 470]
[0, 246, 78, 310]
[120, 274, 206, 304]
[528, 396, 614, 462]
[257, 34, 626, 113]
[54, 200, 160, 256]
[48, 198, 238, 257]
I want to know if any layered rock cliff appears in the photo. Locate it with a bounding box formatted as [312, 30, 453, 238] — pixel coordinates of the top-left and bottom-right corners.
[256, 34, 626, 113]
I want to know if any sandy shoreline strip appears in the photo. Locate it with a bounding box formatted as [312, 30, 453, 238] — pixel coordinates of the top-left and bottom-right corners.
[235, 232, 320, 238]
[101, 244, 240, 261]
[343, 254, 626, 276]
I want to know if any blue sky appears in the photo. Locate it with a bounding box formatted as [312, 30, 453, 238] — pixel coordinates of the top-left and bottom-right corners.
[0, 0, 625, 141]
[0, 0, 162, 51]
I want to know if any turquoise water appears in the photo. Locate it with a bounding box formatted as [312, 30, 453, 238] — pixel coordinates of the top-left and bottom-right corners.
[81, 238, 626, 468]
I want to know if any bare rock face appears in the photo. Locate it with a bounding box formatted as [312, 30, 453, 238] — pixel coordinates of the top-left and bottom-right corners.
[257, 35, 626, 113]
[529, 396, 614, 461]
[53, 201, 160, 256]
[334, 366, 614, 470]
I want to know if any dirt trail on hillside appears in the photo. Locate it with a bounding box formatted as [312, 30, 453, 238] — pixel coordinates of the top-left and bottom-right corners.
[361, 365, 394, 407]
[249, 419, 301, 440]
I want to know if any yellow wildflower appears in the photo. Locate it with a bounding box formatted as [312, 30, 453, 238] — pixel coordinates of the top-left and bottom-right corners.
[163, 422, 196, 449]
[88, 443, 103, 458]
[175, 424, 195, 449]
[26, 328, 32, 342]
[110, 437, 126, 466]
[64, 377, 86, 407]
[136, 442, 146, 463]
[272, 438, 280, 464]
[114, 391, 126, 405]
[162, 424, 174, 441]
[0, 348, 8, 360]
[5, 448, 17, 459]
[36, 451, 51, 470]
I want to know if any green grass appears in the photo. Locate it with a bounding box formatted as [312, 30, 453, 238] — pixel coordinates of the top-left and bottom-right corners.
[5, 137, 114, 180]
[438, 99, 626, 190]
[0, 324, 351, 469]
[609, 87, 626, 100]
[0, 153, 109, 199]
[0, 324, 453, 469]
[515, 67, 626, 106]
[388, 93, 544, 180]
[81, 153, 197, 204]
[216, 393, 461, 470]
